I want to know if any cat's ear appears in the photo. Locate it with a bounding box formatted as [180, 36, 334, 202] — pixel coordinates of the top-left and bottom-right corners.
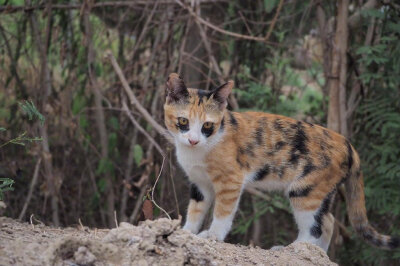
[165, 73, 189, 104]
[211, 80, 234, 109]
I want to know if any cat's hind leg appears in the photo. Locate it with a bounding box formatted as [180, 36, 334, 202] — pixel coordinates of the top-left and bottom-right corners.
[289, 187, 336, 252]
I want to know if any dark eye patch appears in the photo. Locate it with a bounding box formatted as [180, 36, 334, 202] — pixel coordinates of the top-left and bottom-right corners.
[201, 123, 214, 137]
[176, 117, 189, 132]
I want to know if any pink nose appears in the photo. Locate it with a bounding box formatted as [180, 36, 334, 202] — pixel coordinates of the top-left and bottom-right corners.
[189, 139, 199, 146]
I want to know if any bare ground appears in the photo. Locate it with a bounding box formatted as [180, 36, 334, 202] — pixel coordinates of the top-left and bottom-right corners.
[0, 216, 336, 266]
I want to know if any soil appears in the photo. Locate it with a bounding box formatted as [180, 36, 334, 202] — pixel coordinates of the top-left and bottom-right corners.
[0, 216, 336, 266]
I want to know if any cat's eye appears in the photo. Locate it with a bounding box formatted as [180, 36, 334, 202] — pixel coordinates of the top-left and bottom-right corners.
[203, 122, 213, 129]
[178, 117, 188, 125]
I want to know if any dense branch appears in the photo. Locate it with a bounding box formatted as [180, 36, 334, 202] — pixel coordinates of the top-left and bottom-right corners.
[0, 0, 228, 13]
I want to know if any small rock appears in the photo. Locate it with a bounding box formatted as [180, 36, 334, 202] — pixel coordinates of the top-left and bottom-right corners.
[73, 246, 96, 265]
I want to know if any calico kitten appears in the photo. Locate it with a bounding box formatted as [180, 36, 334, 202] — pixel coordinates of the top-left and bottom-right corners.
[163, 73, 399, 252]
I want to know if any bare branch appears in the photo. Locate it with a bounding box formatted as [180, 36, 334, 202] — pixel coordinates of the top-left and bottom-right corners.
[18, 158, 41, 221]
[0, 0, 228, 14]
[174, 0, 277, 44]
[121, 100, 166, 157]
[106, 51, 172, 142]
[264, 0, 284, 41]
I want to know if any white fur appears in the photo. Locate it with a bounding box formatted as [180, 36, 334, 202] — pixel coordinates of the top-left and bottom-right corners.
[183, 216, 206, 234]
[198, 215, 234, 241]
[292, 210, 332, 252]
[174, 113, 226, 235]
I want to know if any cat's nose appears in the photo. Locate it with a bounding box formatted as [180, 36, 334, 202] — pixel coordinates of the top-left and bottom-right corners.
[188, 139, 199, 146]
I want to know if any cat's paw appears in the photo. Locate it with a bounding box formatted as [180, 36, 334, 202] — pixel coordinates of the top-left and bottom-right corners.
[270, 245, 285, 251]
[198, 230, 221, 241]
[182, 223, 199, 234]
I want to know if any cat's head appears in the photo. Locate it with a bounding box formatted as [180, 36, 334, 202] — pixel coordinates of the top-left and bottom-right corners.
[164, 73, 233, 148]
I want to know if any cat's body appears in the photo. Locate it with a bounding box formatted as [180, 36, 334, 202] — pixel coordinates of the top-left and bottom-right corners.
[163, 73, 399, 252]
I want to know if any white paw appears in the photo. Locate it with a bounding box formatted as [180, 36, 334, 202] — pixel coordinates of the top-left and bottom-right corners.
[270, 245, 285, 251]
[182, 223, 199, 234]
[198, 230, 221, 241]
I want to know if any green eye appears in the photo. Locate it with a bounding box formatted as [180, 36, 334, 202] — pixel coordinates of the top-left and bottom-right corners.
[203, 122, 213, 129]
[178, 117, 188, 125]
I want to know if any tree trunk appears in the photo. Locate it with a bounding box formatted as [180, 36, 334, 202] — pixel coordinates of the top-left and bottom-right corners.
[29, 4, 60, 226]
[327, 0, 349, 135]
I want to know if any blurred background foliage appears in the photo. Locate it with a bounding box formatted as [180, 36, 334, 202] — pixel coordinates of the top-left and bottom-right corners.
[0, 0, 399, 264]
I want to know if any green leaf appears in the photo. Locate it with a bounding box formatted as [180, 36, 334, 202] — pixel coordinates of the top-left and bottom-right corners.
[0, 127, 6, 131]
[19, 100, 45, 125]
[133, 144, 143, 167]
[97, 178, 107, 193]
[387, 22, 400, 34]
[264, 0, 277, 13]
[108, 132, 117, 152]
[96, 158, 113, 175]
[72, 94, 87, 115]
[361, 8, 385, 19]
[109, 116, 119, 130]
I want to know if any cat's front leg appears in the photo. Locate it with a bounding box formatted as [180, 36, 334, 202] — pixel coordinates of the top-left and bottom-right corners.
[198, 181, 243, 241]
[182, 183, 213, 234]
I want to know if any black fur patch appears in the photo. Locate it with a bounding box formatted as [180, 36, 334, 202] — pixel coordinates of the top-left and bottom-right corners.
[300, 161, 316, 179]
[292, 122, 308, 154]
[229, 112, 238, 128]
[278, 167, 285, 178]
[340, 140, 354, 181]
[388, 236, 400, 249]
[304, 121, 314, 127]
[289, 152, 301, 165]
[289, 122, 309, 165]
[201, 124, 214, 138]
[361, 228, 384, 247]
[196, 89, 212, 104]
[310, 189, 336, 238]
[273, 119, 284, 131]
[254, 164, 270, 181]
[289, 186, 314, 197]
[236, 155, 244, 168]
[321, 154, 331, 168]
[245, 143, 255, 157]
[176, 123, 189, 132]
[236, 152, 250, 169]
[220, 117, 225, 132]
[190, 183, 204, 202]
[275, 141, 286, 150]
[255, 127, 264, 145]
[323, 129, 332, 139]
[346, 140, 353, 170]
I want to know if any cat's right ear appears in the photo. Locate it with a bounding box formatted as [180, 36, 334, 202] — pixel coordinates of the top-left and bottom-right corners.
[165, 73, 189, 104]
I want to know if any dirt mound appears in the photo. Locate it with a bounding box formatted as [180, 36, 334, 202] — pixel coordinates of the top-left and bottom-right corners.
[0, 216, 336, 265]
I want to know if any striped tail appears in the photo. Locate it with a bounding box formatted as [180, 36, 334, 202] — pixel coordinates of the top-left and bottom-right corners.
[345, 170, 400, 249]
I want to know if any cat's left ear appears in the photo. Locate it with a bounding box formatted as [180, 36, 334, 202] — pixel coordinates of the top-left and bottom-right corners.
[211, 80, 234, 109]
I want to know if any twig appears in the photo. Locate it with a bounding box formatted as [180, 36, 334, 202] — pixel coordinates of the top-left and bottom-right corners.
[245, 187, 271, 201]
[18, 158, 42, 220]
[30, 214, 34, 229]
[121, 99, 166, 157]
[106, 51, 171, 140]
[128, 186, 147, 223]
[114, 211, 119, 228]
[174, 0, 276, 44]
[78, 218, 84, 230]
[0, 0, 229, 13]
[264, 0, 284, 42]
[151, 156, 171, 220]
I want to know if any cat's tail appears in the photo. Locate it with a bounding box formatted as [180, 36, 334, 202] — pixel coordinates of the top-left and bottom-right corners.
[345, 165, 399, 249]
